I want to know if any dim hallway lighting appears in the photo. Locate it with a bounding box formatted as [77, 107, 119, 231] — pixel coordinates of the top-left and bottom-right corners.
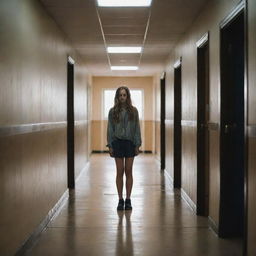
[111, 66, 138, 70]
[97, 0, 152, 7]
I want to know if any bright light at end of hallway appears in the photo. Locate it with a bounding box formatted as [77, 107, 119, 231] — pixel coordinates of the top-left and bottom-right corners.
[111, 66, 138, 70]
[107, 47, 142, 53]
[97, 0, 152, 7]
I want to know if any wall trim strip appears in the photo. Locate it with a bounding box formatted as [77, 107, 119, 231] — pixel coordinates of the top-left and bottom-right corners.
[181, 188, 197, 213]
[75, 120, 88, 126]
[0, 121, 67, 137]
[165, 119, 174, 125]
[208, 122, 219, 131]
[181, 120, 197, 127]
[0, 120, 88, 137]
[248, 125, 256, 137]
[167, 120, 219, 130]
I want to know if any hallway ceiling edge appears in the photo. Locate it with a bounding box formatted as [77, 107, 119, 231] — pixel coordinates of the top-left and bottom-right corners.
[40, 0, 209, 76]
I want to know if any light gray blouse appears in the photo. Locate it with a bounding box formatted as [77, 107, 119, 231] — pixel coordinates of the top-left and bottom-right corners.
[107, 107, 142, 148]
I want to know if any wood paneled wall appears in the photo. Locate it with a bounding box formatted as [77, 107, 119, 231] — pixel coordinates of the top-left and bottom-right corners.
[164, 0, 256, 252]
[0, 0, 89, 255]
[164, 0, 240, 230]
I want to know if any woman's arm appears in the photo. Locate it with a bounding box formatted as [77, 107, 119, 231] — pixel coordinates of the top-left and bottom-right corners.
[134, 108, 142, 151]
[107, 109, 115, 149]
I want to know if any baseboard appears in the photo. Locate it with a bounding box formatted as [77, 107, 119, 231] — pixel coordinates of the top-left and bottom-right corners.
[15, 190, 69, 256]
[181, 188, 197, 213]
[208, 216, 219, 235]
[164, 169, 174, 188]
[163, 172, 197, 214]
[15, 163, 89, 256]
[92, 150, 109, 153]
[160, 168, 219, 238]
[143, 150, 153, 153]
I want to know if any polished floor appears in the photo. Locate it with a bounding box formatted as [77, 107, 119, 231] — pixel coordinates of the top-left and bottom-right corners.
[26, 154, 242, 256]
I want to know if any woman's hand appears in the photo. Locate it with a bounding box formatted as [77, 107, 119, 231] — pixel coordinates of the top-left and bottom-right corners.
[135, 147, 140, 156]
[109, 147, 114, 157]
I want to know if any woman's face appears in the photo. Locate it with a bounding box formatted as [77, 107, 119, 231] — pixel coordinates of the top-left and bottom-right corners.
[118, 89, 127, 104]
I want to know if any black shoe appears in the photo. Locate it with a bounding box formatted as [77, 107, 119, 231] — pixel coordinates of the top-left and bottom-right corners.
[125, 198, 132, 210]
[117, 198, 124, 210]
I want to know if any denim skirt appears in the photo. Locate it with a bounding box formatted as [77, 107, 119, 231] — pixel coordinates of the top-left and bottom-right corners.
[112, 139, 136, 158]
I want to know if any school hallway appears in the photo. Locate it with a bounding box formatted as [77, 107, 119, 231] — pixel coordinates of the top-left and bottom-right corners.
[25, 154, 242, 256]
[2, 0, 256, 255]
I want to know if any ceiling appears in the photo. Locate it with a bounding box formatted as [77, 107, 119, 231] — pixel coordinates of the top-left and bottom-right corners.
[40, 0, 209, 76]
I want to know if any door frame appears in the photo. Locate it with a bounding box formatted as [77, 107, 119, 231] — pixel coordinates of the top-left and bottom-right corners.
[219, 1, 248, 253]
[173, 57, 182, 188]
[196, 32, 210, 216]
[67, 56, 75, 189]
[160, 72, 166, 170]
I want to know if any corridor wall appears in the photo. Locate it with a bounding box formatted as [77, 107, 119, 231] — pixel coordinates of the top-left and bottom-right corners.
[0, 0, 89, 255]
[164, 0, 256, 253]
[164, 0, 244, 242]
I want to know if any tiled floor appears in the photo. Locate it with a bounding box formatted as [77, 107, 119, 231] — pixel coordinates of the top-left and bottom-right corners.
[26, 154, 242, 256]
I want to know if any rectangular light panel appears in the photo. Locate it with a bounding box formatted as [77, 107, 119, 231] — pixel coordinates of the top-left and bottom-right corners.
[111, 66, 138, 70]
[107, 47, 142, 53]
[97, 0, 152, 7]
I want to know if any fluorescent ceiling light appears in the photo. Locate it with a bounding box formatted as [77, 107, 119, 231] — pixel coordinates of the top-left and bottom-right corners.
[97, 0, 152, 7]
[107, 47, 142, 53]
[111, 66, 138, 70]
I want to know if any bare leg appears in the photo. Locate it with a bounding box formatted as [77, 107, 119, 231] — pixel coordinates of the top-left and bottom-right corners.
[115, 158, 125, 199]
[124, 157, 134, 199]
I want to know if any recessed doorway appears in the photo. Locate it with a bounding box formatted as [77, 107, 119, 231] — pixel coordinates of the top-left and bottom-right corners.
[174, 59, 182, 188]
[196, 33, 210, 216]
[67, 56, 75, 189]
[219, 3, 246, 241]
[160, 74, 166, 170]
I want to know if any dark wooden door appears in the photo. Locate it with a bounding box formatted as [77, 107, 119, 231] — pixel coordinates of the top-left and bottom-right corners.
[219, 10, 245, 238]
[174, 65, 182, 188]
[197, 39, 210, 216]
[67, 60, 75, 189]
[160, 75, 166, 170]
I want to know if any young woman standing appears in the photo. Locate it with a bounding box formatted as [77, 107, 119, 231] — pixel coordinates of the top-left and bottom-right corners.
[107, 86, 142, 210]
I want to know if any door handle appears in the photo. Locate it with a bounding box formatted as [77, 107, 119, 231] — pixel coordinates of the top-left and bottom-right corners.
[200, 123, 208, 129]
[224, 123, 237, 134]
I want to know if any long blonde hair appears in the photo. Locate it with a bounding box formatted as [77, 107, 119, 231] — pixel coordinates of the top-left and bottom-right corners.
[112, 86, 136, 123]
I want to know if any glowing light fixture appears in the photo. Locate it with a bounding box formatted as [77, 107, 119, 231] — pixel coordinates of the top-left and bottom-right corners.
[97, 0, 152, 7]
[107, 47, 142, 53]
[111, 66, 138, 70]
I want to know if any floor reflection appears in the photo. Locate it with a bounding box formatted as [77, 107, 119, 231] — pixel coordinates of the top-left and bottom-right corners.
[115, 211, 134, 256]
